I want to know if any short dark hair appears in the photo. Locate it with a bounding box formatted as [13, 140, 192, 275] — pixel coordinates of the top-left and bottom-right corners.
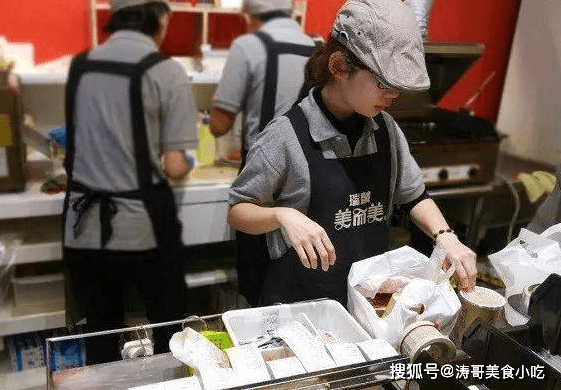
[297, 37, 365, 101]
[105, 2, 171, 36]
[254, 10, 291, 23]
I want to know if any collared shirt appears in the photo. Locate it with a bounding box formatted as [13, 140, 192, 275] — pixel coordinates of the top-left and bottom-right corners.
[64, 31, 198, 250]
[228, 88, 426, 259]
[212, 17, 315, 149]
[312, 87, 365, 151]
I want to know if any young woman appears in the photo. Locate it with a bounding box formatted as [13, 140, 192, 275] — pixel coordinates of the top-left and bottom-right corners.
[228, 0, 477, 306]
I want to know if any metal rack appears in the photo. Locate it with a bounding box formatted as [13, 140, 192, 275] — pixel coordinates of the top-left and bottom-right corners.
[46, 313, 409, 390]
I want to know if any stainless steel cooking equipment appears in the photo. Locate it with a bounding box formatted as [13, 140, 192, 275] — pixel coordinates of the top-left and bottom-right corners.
[388, 43, 501, 188]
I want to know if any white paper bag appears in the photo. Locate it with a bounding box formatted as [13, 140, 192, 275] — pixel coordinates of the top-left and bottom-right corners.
[347, 246, 460, 349]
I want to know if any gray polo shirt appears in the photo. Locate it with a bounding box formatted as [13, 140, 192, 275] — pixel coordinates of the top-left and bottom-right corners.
[212, 18, 314, 149]
[228, 88, 426, 259]
[64, 31, 198, 251]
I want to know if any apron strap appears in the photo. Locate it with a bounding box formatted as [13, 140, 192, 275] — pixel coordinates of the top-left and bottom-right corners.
[130, 52, 168, 189]
[64, 51, 168, 248]
[240, 31, 317, 169]
[284, 103, 322, 163]
[65, 51, 89, 186]
[64, 51, 90, 244]
[72, 191, 117, 248]
[254, 30, 318, 133]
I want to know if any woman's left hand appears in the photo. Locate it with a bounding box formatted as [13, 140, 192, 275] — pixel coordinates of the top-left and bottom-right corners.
[436, 232, 477, 291]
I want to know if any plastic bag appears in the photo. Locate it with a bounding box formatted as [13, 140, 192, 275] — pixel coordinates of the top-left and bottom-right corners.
[347, 246, 460, 348]
[169, 327, 230, 371]
[0, 235, 21, 303]
[488, 224, 561, 325]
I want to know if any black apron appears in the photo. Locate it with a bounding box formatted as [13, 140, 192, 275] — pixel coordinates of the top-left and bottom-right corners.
[63, 51, 186, 323]
[260, 105, 392, 306]
[236, 31, 318, 306]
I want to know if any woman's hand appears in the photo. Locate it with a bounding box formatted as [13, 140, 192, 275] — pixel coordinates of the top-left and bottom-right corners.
[436, 232, 477, 291]
[275, 207, 336, 271]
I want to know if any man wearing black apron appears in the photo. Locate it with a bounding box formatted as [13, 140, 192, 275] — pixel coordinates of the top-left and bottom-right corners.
[210, 0, 318, 306]
[63, 0, 198, 364]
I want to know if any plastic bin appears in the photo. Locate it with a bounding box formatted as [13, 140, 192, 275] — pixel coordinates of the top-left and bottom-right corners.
[12, 273, 64, 314]
[222, 299, 371, 346]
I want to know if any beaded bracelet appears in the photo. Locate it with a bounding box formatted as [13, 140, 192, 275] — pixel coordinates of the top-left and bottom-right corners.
[432, 228, 455, 241]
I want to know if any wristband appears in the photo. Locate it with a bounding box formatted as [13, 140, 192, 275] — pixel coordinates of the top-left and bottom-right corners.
[432, 228, 455, 241]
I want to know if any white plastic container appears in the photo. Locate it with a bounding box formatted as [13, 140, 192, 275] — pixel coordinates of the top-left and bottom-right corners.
[12, 273, 64, 313]
[222, 299, 371, 346]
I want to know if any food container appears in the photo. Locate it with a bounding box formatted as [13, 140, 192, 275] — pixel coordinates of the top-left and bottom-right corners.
[222, 299, 371, 347]
[12, 273, 64, 315]
[451, 286, 506, 345]
[399, 320, 455, 363]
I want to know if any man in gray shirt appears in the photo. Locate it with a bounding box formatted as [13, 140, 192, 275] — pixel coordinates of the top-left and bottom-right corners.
[64, 0, 197, 363]
[210, 0, 315, 153]
[210, 0, 317, 305]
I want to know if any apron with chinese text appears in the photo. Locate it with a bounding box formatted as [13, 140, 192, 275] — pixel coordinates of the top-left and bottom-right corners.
[260, 105, 391, 306]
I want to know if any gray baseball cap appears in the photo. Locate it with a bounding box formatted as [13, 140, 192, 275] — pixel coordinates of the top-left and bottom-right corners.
[241, 0, 292, 16]
[331, 0, 430, 92]
[111, 0, 169, 13]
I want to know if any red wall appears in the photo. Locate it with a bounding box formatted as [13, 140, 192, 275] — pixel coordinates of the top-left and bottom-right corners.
[428, 0, 521, 121]
[305, 0, 346, 38]
[1, 0, 520, 121]
[0, 0, 91, 64]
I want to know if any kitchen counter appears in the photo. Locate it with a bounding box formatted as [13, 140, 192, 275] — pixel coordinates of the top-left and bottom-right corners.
[0, 154, 238, 232]
[408, 152, 557, 257]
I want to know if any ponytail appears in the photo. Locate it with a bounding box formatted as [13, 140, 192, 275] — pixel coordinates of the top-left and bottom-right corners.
[297, 37, 367, 102]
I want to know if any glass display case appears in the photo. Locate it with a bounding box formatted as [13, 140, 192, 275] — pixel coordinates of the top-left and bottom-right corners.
[45, 312, 409, 390]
